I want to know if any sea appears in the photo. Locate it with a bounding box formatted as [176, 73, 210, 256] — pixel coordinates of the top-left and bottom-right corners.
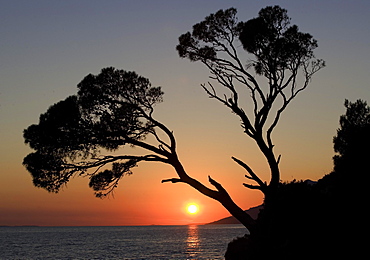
[0, 224, 247, 260]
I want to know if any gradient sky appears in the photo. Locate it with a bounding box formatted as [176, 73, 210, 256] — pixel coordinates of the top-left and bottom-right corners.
[1, 0, 370, 226]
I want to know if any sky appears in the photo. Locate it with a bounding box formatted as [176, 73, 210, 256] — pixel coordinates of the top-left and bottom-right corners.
[1, 0, 369, 226]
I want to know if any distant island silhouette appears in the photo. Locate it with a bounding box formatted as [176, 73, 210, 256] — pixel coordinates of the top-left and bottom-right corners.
[207, 205, 263, 225]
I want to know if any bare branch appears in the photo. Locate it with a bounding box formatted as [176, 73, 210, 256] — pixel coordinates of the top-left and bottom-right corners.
[131, 105, 177, 153]
[202, 82, 231, 107]
[208, 175, 227, 193]
[243, 183, 263, 190]
[277, 155, 281, 165]
[149, 128, 171, 152]
[128, 138, 171, 157]
[161, 178, 185, 183]
[232, 157, 267, 190]
[77, 154, 169, 172]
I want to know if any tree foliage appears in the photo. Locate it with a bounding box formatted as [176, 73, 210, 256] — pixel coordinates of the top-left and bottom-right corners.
[321, 99, 370, 205]
[333, 99, 370, 172]
[24, 67, 165, 197]
[239, 6, 319, 76]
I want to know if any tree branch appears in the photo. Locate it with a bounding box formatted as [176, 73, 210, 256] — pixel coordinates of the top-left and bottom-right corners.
[243, 183, 263, 190]
[232, 156, 267, 191]
[208, 175, 227, 194]
[149, 128, 171, 152]
[161, 178, 185, 183]
[162, 155, 256, 231]
[81, 154, 168, 170]
[128, 138, 171, 157]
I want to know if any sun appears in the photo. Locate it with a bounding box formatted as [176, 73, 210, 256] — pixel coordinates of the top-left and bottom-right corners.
[187, 203, 199, 214]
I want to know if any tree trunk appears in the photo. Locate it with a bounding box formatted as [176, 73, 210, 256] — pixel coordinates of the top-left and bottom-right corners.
[219, 196, 256, 232]
[167, 157, 256, 232]
[255, 136, 280, 194]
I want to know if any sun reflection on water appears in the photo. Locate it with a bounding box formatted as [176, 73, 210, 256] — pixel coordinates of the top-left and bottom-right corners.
[186, 225, 201, 259]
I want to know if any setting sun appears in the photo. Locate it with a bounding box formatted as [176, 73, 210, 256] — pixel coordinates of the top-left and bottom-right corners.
[187, 204, 199, 214]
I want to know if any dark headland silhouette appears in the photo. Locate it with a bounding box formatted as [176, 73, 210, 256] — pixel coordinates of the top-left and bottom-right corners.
[208, 180, 316, 225]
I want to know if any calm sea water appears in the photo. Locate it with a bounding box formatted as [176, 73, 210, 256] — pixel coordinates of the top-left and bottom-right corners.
[0, 225, 247, 259]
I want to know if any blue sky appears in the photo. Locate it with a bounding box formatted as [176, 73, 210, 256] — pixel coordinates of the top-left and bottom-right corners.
[1, 0, 369, 225]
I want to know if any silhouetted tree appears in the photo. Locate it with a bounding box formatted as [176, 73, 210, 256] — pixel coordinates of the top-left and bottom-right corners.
[23, 67, 256, 229]
[177, 5, 324, 225]
[23, 6, 324, 233]
[333, 99, 370, 175]
[326, 99, 369, 257]
[322, 99, 370, 207]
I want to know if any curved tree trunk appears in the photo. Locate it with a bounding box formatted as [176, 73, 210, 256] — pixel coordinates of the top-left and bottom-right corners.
[162, 156, 256, 232]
